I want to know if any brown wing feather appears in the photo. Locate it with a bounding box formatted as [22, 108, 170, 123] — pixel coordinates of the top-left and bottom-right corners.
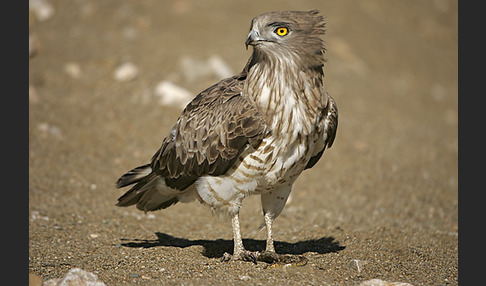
[151, 72, 266, 190]
[305, 94, 338, 170]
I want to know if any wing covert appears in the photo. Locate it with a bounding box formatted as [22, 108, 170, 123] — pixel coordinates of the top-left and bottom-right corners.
[151, 73, 266, 190]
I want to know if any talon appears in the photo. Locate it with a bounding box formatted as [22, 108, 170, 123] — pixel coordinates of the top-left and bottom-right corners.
[227, 250, 260, 264]
[221, 252, 232, 262]
[248, 252, 257, 264]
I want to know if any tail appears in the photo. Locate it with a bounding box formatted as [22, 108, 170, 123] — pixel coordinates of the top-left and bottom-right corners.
[116, 164, 152, 188]
[115, 164, 179, 212]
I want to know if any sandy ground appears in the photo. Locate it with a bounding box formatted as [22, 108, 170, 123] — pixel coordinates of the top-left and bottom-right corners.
[29, 0, 458, 285]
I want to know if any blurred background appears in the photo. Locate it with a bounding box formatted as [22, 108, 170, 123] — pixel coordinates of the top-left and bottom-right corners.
[29, 0, 458, 284]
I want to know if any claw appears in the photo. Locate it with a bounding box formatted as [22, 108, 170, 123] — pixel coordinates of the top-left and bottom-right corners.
[247, 252, 257, 264]
[221, 250, 259, 264]
[221, 252, 232, 262]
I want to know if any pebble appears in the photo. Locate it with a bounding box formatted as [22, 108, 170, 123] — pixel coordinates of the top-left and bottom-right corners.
[207, 55, 234, 79]
[37, 122, 63, 139]
[154, 80, 193, 108]
[31, 211, 49, 221]
[129, 273, 139, 278]
[239, 275, 251, 281]
[64, 62, 82, 79]
[43, 268, 106, 286]
[348, 259, 367, 273]
[29, 0, 55, 22]
[179, 55, 233, 82]
[359, 279, 414, 286]
[113, 62, 139, 82]
[146, 213, 156, 219]
[141, 275, 151, 280]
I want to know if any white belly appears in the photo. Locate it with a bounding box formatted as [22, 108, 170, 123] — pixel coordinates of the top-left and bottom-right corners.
[194, 134, 315, 215]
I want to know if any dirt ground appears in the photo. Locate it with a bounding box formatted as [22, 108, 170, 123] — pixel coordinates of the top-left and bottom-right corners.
[29, 0, 458, 285]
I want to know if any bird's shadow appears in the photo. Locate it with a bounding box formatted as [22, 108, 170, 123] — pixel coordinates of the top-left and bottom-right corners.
[119, 232, 345, 258]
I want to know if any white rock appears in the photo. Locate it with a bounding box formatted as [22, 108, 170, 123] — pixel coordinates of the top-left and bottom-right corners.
[31, 211, 49, 221]
[154, 81, 193, 109]
[179, 55, 233, 82]
[64, 62, 82, 79]
[37, 122, 63, 139]
[29, 0, 55, 22]
[360, 279, 414, 286]
[43, 268, 106, 286]
[348, 259, 367, 273]
[179, 56, 210, 82]
[239, 275, 251, 281]
[207, 55, 233, 79]
[113, 62, 139, 82]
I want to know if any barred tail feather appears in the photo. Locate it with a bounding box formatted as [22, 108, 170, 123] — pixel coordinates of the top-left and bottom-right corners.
[116, 164, 152, 188]
[116, 167, 181, 212]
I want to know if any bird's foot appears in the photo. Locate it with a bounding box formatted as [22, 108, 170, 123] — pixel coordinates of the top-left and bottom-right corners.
[221, 250, 259, 264]
[257, 251, 308, 267]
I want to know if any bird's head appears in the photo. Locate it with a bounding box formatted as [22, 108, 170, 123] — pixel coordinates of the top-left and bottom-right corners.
[245, 10, 326, 63]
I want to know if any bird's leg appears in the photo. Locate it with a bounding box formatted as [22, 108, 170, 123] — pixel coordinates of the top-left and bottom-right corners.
[221, 212, 258, 263]
[260, 185, 292, 254]
[264, 212, 276, 252]
[257, 210, 308, 267]
[231, 212, 245, 257]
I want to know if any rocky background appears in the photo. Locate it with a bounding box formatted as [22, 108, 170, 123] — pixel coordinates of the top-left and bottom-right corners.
[29, 0, 458, 285]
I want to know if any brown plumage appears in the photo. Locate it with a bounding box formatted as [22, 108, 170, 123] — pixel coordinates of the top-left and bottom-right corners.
[116, 10, 338, 263]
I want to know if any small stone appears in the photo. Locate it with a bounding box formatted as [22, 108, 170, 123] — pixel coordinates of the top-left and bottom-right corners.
[359, 279, 414, 286]
[29, 0, 55, 22]
[239, 275, 250, 281]
[37, 122, 63, 139]
[348, 259, 367, 273]
[31, 211, 49, 221]
[146, 213, 156, 219]
[90, 233, 99, 239]
[179, 55, 233, 82]
[44, 268, 106, 286]
[154, 81, 193, 108]
[129, 273, 139, 278]
[113, 62, 139, 82]
[207, 55, 233, 79]
[64, 62, 82, 79]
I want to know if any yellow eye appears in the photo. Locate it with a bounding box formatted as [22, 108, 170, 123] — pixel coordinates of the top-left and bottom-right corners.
[275, 27, 288, 36]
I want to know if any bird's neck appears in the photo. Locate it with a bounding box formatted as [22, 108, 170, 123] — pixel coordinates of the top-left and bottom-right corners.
[243, 52, 326, 138]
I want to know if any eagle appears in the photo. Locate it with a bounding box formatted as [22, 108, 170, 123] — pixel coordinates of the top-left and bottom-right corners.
[116, 10, 338, 263]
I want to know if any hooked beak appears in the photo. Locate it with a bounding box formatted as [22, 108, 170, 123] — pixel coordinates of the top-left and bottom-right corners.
[245, 29, 260, 50]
